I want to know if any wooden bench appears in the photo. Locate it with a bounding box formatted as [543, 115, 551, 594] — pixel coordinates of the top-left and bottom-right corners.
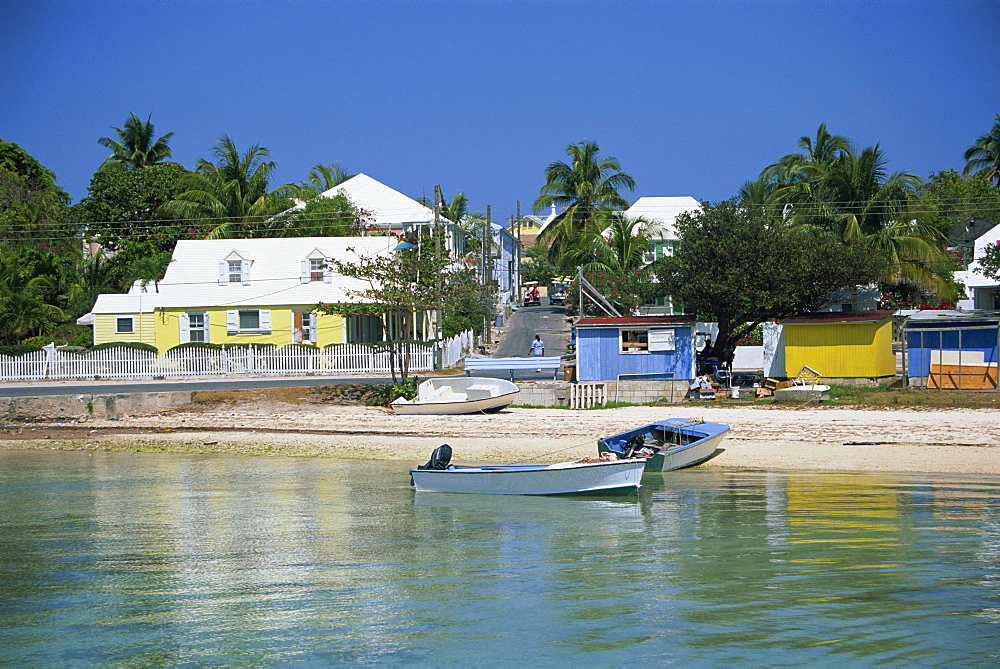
[464, 356, 562, 380]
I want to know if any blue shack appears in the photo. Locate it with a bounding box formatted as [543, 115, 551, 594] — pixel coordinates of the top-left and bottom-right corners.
[905, 310, 1000, 389]
[575, 316, 697, 383]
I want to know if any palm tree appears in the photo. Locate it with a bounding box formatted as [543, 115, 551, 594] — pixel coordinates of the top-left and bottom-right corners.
[0, 289, 65, 344]
[565, 212, 654, 314]
[158, 136, 292, 238]
[533, 141, 636, 262]
[97, 112, 174, 170]
[759, 125, 953, 304]
[290, 162, 355, 201]
[963, 113, 1000, 187]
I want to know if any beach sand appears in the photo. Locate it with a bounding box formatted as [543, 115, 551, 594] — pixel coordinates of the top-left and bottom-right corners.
[3, 401, 1000, 475]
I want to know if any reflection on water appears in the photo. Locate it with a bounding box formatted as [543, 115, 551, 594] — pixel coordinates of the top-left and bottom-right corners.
[0, 450, 997, 664]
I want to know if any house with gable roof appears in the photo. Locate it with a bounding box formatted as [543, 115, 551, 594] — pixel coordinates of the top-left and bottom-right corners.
[79, 174, 521, 348]
[624, 196, 701, 316]
[78, 236, 418, 349]
[953, 220, 1000, 311]
[305, 173, 521, 302]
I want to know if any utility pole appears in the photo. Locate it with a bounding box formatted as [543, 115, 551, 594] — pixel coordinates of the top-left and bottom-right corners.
[434, 186, 443, 370]
[515, 200, 521, 297]
[483, 205, 492, 346]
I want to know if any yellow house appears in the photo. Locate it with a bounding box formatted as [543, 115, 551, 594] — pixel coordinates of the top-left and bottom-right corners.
[79, 236, 430, 351]
[780, 310, 896, 380]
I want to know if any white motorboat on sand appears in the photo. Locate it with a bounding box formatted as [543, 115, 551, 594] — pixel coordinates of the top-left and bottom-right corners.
[391, 377, 519, 415]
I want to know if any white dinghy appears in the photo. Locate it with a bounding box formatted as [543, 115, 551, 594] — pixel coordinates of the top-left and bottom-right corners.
[391, 377, 520, 415]
[409, 445, 645, 496]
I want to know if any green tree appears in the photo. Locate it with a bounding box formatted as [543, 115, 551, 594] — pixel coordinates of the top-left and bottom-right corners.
[975, 244, 1000, 281]
[520, 244, 559, 286]
[917, 169, 1000, 245]
[963, 112, 1000, 187]
[565, 212, 656, 315]
[266, 192, 375, 237]
[317, 236, 482, 383]
[758, 124, 952, 305]
[97, 112, 174, 170]
[158, 136, 293, 238]
[533, 141, 636, 262]
[291, 162, 354, 199]
[0, 139, 72, 252]
[0, 288, 65, 345]
[74, 161, 191, 253]
[652, 200, 888, 365]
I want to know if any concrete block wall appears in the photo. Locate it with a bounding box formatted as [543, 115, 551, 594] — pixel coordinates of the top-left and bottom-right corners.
[0, 391, 195, 422]
[514, 380, 688, 407]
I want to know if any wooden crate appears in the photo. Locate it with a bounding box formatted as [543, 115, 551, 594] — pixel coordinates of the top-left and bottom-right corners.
[929, 364, 998, 390]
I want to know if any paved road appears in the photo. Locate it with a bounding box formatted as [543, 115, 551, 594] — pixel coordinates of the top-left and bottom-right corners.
[0, 376, 393, 398]
[460, 296, 575, 381]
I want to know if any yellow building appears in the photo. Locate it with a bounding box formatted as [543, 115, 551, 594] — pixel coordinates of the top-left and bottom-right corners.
[79, 236, 431, 351]
[780, 311, 896, 380]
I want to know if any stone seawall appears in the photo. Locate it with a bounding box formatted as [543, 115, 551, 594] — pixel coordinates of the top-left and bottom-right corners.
[0, 379, 691, 422]
[0, 391, 195, 422]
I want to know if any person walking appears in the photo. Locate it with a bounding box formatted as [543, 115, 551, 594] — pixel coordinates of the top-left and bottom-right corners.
[529, 334, 545, 372]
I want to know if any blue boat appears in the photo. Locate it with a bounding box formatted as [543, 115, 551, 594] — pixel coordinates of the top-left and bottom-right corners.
[598, 419, 730, 472]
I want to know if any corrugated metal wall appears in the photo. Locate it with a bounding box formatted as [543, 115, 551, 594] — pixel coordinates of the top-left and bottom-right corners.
[784, 320, 895, 378]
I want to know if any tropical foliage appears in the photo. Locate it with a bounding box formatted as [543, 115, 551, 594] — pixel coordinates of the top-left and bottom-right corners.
[745, 124, 954, 306]
[533, 141, 636, 263]
[158, 135, 293, 238]
[97, 112, 174, 170]
[653, 200, 888, 364]
[963, 113, 1000, 187]
[316, 229, 483, 382]
[564, 212, 657, 315]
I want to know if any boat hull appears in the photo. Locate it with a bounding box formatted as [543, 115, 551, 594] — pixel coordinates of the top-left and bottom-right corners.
[409, 459, 645, 495]
[391, 378, 520, 415]
[599, 419, 730, 472]
[391, 390, 518, 415]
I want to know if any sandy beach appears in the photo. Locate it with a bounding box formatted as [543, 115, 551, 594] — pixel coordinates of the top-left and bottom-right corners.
[3, 400, 1000, 475]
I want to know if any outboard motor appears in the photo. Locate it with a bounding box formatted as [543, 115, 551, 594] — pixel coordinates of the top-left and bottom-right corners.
[624, 434, 645, 458]
[411, 444, 453, 487]
[419, 444, 453, 470]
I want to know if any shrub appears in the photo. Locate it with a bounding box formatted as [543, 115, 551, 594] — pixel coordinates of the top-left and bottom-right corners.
[90, 341, 158, 354]
[0, 344, 44, 357]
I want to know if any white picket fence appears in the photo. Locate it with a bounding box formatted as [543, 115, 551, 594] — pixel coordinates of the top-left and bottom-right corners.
[0, 330, 475, 382]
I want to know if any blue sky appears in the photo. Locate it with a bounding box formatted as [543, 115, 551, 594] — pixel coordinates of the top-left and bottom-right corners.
[2, 0, 998, 223]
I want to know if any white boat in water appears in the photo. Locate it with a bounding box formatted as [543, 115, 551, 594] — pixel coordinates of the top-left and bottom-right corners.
[391, 377, 519, 415]
[598, 418, 730, 472]
[409, 444, 645, 496]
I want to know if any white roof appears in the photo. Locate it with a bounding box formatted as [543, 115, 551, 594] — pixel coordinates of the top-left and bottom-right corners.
[319, 173, 454, 227]
[85, 236, 397, 314]
[624, 196, 701, 240]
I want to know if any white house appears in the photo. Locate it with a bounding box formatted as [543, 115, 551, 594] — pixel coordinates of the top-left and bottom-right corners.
[954, 221, 1000, 311]
[78, 236, 415, 349]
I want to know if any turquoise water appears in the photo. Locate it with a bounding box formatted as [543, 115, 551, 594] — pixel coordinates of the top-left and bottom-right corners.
[1, 450, 998, 665]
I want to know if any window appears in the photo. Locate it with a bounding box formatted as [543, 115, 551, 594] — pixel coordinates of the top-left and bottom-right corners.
[620, 329, 649, 354]
[218, 255, 250, 285]
[310, 259, 325, 282]
[228, 260, 243, 284]
[293, 311, 316, 343]
[116, 317, 134, 334]
[188, 312, 207, 342]
[239, 310, 259, 330]
[227, 309, 271, 334]
[348, 315, 383, 343]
